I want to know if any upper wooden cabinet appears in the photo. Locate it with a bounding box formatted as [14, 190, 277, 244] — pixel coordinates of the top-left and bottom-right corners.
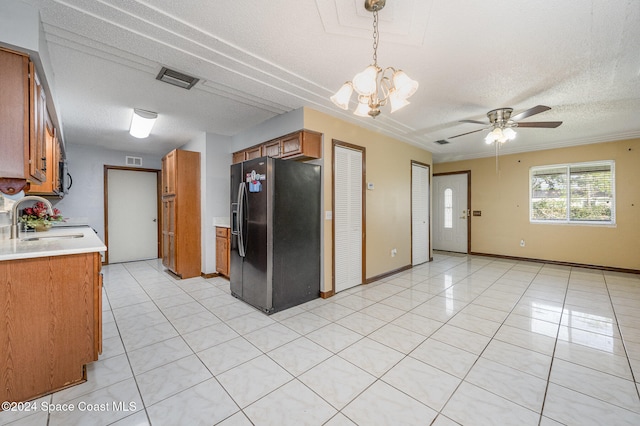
[280, 130, 322, 159]
[27, 113, 62, 196]
[0, 48, 49, 188]
[232, 151, 246, 164]
[263, 140, 281, 158]
[232, 130, 322, 164]
[29, 64, 47, 183]
[245, 145, 262, 160]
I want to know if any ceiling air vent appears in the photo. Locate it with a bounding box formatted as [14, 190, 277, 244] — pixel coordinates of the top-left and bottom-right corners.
[126, 156, 142, 167]
[156, 67, 199, 90]
[434, 139, 450, 145]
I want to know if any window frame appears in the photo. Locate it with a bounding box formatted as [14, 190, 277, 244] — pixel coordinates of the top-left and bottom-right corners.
[529, 160, 615, 225]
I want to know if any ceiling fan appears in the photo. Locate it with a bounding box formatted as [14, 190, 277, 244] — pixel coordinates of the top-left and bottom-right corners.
[448, 105, 562, 144]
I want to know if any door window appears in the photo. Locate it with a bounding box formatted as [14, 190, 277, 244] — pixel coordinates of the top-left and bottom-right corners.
[444, 188, 453, 229]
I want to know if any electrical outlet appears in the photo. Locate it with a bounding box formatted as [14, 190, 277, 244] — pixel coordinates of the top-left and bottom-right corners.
[391, 248, 397, 257]
[520, 239, 525, 247]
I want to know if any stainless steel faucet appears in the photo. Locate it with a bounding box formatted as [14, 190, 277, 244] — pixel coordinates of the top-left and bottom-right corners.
[10, 196, 54, 239]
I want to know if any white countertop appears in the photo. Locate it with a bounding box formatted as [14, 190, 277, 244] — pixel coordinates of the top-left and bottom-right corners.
[214, 216, 231, 228]
[0, 226, 107, 262]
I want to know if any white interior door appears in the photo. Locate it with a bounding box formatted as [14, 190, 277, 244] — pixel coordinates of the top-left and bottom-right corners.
[433, 173, 468, 253]
[334, 145, 363, 293]
[412, 163, 430, 265]
[107, 169, 158, 263]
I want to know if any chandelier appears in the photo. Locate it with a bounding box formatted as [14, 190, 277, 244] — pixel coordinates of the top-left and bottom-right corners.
[330, 0, 418, 118]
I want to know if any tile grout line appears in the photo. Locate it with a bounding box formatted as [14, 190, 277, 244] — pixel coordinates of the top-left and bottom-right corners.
[430, 258, 550, 423]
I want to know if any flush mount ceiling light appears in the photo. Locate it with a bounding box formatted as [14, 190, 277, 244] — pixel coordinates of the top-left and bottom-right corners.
[330, 0, 418, 118]
[129, 109, 157, 138]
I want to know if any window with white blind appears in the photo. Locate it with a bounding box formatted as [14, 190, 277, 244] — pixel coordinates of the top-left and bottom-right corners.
[530, 161, 615, 224]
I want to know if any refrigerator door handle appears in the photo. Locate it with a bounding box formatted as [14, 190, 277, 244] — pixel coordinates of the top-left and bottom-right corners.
[237, 182, 247, 257]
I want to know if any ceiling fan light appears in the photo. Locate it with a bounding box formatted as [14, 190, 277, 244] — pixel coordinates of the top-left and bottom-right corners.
[392, 70, 419, 99]
[352, 66, 378, 96]
[354, 98, 372, 117]
[389, 89, 410, 113]
[330, 82, 354, 110]
[485, 127, 503, 144]
[485, 132, 496, 144]
[129, 108, 157, 138]
[502, 127, 517, 140]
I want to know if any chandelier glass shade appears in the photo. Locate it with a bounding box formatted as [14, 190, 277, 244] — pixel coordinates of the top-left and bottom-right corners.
[330, 1, 418, 118]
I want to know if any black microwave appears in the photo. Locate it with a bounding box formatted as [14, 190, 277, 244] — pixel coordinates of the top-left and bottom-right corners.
[58, 160, 72, 195]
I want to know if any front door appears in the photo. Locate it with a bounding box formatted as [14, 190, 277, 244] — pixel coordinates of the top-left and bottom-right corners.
[433, 173, 469, 253]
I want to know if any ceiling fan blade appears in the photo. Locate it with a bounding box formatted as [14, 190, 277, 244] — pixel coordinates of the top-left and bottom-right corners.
[510, 105, 551, 122]
[459, 119, 488, 125]
[516, 121, 563, 128]
[447, 128, 487, 139]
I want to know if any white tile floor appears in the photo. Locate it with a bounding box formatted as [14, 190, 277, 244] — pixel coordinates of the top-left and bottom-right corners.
[2, 252, 640, 425]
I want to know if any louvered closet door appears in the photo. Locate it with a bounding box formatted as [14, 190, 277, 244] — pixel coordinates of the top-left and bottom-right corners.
[334, 145, 363, 293]
[412, 163, 430, 265]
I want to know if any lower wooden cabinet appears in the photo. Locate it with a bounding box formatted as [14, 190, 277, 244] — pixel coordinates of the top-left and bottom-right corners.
[0, 252, 102, 403]
[215, 226, 230, 277]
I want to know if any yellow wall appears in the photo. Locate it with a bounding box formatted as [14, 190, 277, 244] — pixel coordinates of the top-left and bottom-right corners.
[303, 108, 433, 293]
[433, 138, 640, 270]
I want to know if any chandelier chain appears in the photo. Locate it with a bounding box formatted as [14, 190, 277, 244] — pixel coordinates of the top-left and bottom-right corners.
[372, 10, 379, 66]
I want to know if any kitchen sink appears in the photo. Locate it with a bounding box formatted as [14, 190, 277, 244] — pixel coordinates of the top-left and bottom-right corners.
[21, 233, 84, 242]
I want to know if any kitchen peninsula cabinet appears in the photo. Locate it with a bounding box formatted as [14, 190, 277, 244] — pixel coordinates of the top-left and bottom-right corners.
[0, 48, 47, 188]
[0, 250, 103, 404]
[161, 149, 201, 279]
[231, 130, 322, 164]
[215, 226, 230, 277]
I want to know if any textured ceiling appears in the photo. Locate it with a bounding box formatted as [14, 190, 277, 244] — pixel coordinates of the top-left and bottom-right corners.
[16, 0, 640, 161]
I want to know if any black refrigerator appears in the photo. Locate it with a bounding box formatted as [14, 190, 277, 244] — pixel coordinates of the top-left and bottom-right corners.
[230, 156, 321, 314]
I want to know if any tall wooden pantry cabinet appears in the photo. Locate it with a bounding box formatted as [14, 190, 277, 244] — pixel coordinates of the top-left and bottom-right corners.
[161, 149, 201, 278]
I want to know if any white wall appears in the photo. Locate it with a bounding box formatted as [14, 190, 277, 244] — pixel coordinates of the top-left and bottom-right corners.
[55, 143, 162, 244]
[180, 132, 233, 274]
[230, 108, 303, 151]
[206, 132, 233, 224]
[0, 0, 39, 53]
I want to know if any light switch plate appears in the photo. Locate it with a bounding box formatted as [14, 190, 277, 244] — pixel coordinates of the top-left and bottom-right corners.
[325, 211, 332, 220]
